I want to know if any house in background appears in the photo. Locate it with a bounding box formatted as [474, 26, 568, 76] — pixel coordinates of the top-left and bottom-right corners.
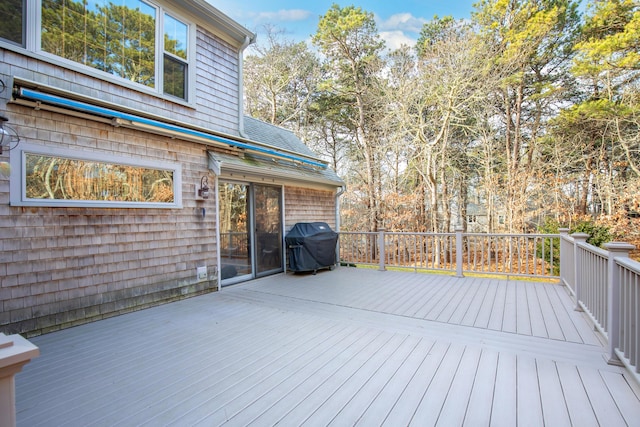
[0, 0, 343, 336]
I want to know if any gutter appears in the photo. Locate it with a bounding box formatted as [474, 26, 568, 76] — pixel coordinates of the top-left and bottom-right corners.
[335, 185, 346, 232]
[334, 185, 346, 267]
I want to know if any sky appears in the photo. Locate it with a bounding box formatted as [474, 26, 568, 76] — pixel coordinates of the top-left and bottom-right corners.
[208, 0, 478, 51]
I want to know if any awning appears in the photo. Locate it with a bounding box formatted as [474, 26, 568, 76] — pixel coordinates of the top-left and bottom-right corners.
[208, 151, 344, 189]
[14, 86, 327, 169]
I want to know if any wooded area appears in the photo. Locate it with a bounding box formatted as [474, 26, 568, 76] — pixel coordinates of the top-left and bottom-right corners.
[243, 0, 639, 250]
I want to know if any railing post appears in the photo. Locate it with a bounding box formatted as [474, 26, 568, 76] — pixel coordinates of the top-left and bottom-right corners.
[378, 228, 386, 271]
[603, 242, 635, 365]
[0, 333, 39, 427]
[559, 228, 569, 282]
[572, 233, 590, 312]
[455, 226, 464, 278]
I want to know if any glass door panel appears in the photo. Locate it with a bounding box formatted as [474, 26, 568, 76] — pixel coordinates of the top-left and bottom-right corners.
[219, 182, 252, 284]
[254, 184, 283, 276]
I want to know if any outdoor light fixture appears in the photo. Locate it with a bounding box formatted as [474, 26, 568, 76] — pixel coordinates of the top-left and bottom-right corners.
[0, 115, 20, 155]
[198, 175, 210, 199]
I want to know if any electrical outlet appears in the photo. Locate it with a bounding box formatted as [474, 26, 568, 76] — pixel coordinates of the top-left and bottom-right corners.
[196, 266, 207, 282]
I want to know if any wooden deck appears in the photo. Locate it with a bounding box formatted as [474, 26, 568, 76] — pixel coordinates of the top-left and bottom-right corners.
[15, 268, 640, 426]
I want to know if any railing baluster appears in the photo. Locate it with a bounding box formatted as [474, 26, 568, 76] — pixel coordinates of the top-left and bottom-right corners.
[337, 230, 575, 279]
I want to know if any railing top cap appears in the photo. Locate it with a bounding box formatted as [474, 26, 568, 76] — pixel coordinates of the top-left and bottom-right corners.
[603, 242, 636, 251]
[571, 232, 590, 239]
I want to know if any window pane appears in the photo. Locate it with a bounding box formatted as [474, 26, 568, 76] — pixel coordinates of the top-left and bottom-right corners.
[25, 153, 175, 203]
[0, 0, 24, 45]
[41, 0, 156, 88]
[164, 55, 186, 99]
[164, 13, 188, 59]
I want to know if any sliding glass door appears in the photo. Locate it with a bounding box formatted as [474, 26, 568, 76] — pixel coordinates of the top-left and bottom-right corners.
[219, 181, 283, 285]
[254, 184, 283, 276]
[219, 182, 252, 283]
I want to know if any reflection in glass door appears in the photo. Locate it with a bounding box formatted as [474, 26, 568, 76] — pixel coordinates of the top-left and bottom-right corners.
[254, 184, 282, 276]
[218, 182, 283, 285]
[219, 182, 252, 283]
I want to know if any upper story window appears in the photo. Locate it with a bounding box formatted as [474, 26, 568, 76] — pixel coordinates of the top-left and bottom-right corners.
[0, 0, 24, 46]
[163, 13, 188, 99]
[2, 0, 192, 101]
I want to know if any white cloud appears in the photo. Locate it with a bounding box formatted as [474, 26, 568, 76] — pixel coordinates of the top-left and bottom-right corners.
[380, 30, 417, 51]
[377, 13, 427, 34]
[254, 9, 312, 23]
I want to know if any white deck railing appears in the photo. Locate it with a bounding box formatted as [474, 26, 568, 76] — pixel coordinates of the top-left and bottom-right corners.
[338, 228, 559, 279]
[558, 230, 639, 381]
[338, 228, 640, 382]
[616, 257, 640, 374]
[559, 232, 575, 293]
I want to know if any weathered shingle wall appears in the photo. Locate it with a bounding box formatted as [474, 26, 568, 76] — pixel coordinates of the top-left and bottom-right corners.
[195, 26, 241, 134]
[284, 187, 337, 231]
[0, 10, 244, 336]
[1, 25, 241, 137]
[0, 106, 219, 337]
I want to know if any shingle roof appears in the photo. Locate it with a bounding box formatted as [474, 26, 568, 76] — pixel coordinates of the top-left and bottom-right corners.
[243, 116, 319, 159]
[224, 117, 343, 188]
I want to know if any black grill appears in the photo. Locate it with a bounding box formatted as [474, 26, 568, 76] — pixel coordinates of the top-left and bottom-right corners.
[285, 222, 338, 273]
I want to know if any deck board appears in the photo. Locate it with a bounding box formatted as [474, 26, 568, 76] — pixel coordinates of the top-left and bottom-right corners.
[246, 328, 377, 426]
[580, 367, 628, 426]
[463, 349, 499, 426]
[309, 334, 411, 425]
[515, 281, 532, 336]
[491, 352, 517, 427]
[516, 355, 544, 426]
[354, 338, 436, 426]
[461, 278, 490, 327]
[487, 280, 508, 331]
[14, 268, 640, 426]
[557, 362, 600, 426]
[327, 335, 422, 426]
[408, 343, 465, 426]
[537, 358, 572, 427]
[381, 341, 450, 426]
[535, 283, 566, 340]
[434, 346, 482, 427]
[276, 332, 394, 425]
[473, 279, 499, 329]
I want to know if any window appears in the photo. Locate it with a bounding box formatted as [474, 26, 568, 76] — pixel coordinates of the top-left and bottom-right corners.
[0, 0, 24, 46]
[11, 143, 182, 208]
[467, 215, 477, 224]
[1, 0, 192, 101]
[163, 13, 188, 99]
[41, 0, 158, 88]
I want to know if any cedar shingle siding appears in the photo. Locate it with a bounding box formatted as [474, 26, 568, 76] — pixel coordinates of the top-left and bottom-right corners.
[285, 187, 337, 231]
[0, 114, 217, 336]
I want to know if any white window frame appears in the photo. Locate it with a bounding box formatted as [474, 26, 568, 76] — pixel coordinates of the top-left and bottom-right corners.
[10, 142, 183, 209]
[3, 0, 196, 104]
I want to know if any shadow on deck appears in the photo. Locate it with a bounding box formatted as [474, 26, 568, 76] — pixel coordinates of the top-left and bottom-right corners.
[16, 268, 640, 426]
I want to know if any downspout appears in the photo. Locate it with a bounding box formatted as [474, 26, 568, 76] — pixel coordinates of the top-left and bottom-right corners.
[335, 185, 346, 266]
[214, 174, 221, 290]
[238, 35, 253, 139]
[217, 35, 253, 290]
[210, 158, 222, 290]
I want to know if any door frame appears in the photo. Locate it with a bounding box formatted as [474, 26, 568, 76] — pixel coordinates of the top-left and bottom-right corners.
[217, 179, 285, 287]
